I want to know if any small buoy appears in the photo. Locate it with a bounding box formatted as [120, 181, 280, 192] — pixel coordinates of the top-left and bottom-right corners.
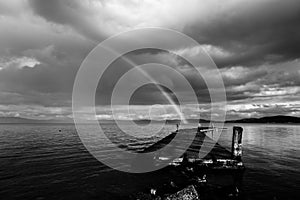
[58, 129, 62, 132]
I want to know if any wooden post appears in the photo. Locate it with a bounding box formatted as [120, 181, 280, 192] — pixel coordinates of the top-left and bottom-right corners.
[231, 126, 243, 161]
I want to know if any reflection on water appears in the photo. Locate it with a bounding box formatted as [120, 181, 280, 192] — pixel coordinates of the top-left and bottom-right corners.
[0, 123, 299, 199]
[217, 124, 300, 199]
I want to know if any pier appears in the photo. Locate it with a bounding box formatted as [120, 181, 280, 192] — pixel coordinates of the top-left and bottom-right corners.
[131, 126, 245, 199]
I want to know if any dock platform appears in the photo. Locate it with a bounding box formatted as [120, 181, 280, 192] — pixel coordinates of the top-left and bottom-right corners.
[143, 127, 233, 159]
[129, 126, 245, 199]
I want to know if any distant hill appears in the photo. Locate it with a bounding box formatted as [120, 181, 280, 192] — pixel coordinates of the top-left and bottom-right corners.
[0, 117, 73, 124]
[135, 116, 300, 124]
[226, 115, 300, 124]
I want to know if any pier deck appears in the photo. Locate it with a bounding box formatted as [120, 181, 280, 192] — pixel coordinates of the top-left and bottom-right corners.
[143, 128, 232, 160]
[128, 127, 245, 199]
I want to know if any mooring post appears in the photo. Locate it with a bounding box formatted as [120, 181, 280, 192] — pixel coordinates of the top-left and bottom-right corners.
[231, 126, 243, 161]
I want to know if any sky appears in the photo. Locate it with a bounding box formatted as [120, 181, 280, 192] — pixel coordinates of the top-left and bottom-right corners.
[0, 0, 299, 121]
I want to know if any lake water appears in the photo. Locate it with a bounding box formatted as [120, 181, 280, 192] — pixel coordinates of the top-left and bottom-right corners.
[0, 123, 299, 199]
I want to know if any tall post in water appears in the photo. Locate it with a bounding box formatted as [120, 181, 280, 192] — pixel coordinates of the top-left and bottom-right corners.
[231, 126, 243, 161]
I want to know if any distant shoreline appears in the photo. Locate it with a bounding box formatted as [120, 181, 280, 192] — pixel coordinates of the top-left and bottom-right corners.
[0, 115, 299, 124]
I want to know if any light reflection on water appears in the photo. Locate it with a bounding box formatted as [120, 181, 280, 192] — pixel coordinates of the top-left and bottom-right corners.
[217, 124, 300, 199]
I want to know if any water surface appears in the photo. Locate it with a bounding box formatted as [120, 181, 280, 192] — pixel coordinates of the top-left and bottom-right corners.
[0, 123, 299, 199]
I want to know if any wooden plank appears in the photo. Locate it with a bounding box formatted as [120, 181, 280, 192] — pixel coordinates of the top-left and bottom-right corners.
[142, 128, 232, 160]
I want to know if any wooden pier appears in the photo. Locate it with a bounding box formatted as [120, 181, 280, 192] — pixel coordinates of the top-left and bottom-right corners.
[143, 127, 232, 158]
[130, 126, 245, 200]
[141, 126, 244, 170]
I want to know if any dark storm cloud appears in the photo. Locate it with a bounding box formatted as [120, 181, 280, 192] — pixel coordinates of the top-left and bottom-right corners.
[26, 0, 300, 68]
[184, 0, 300, 67]
[28, 0, 107, 42]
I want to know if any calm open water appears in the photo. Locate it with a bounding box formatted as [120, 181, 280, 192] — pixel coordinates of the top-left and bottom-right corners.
[0, 123, 299, 199]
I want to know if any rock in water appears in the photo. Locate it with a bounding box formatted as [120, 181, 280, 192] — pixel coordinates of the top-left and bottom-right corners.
[164, 185, 199, 200]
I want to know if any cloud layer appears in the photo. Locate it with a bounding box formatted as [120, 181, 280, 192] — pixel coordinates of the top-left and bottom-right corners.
[0, 0, 299, 120]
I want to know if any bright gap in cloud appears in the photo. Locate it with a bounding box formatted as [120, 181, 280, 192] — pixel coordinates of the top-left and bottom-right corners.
[0, 56, 40, 70]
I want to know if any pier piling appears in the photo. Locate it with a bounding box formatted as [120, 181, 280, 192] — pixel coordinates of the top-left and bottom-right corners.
[231, 126, 243, 161]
